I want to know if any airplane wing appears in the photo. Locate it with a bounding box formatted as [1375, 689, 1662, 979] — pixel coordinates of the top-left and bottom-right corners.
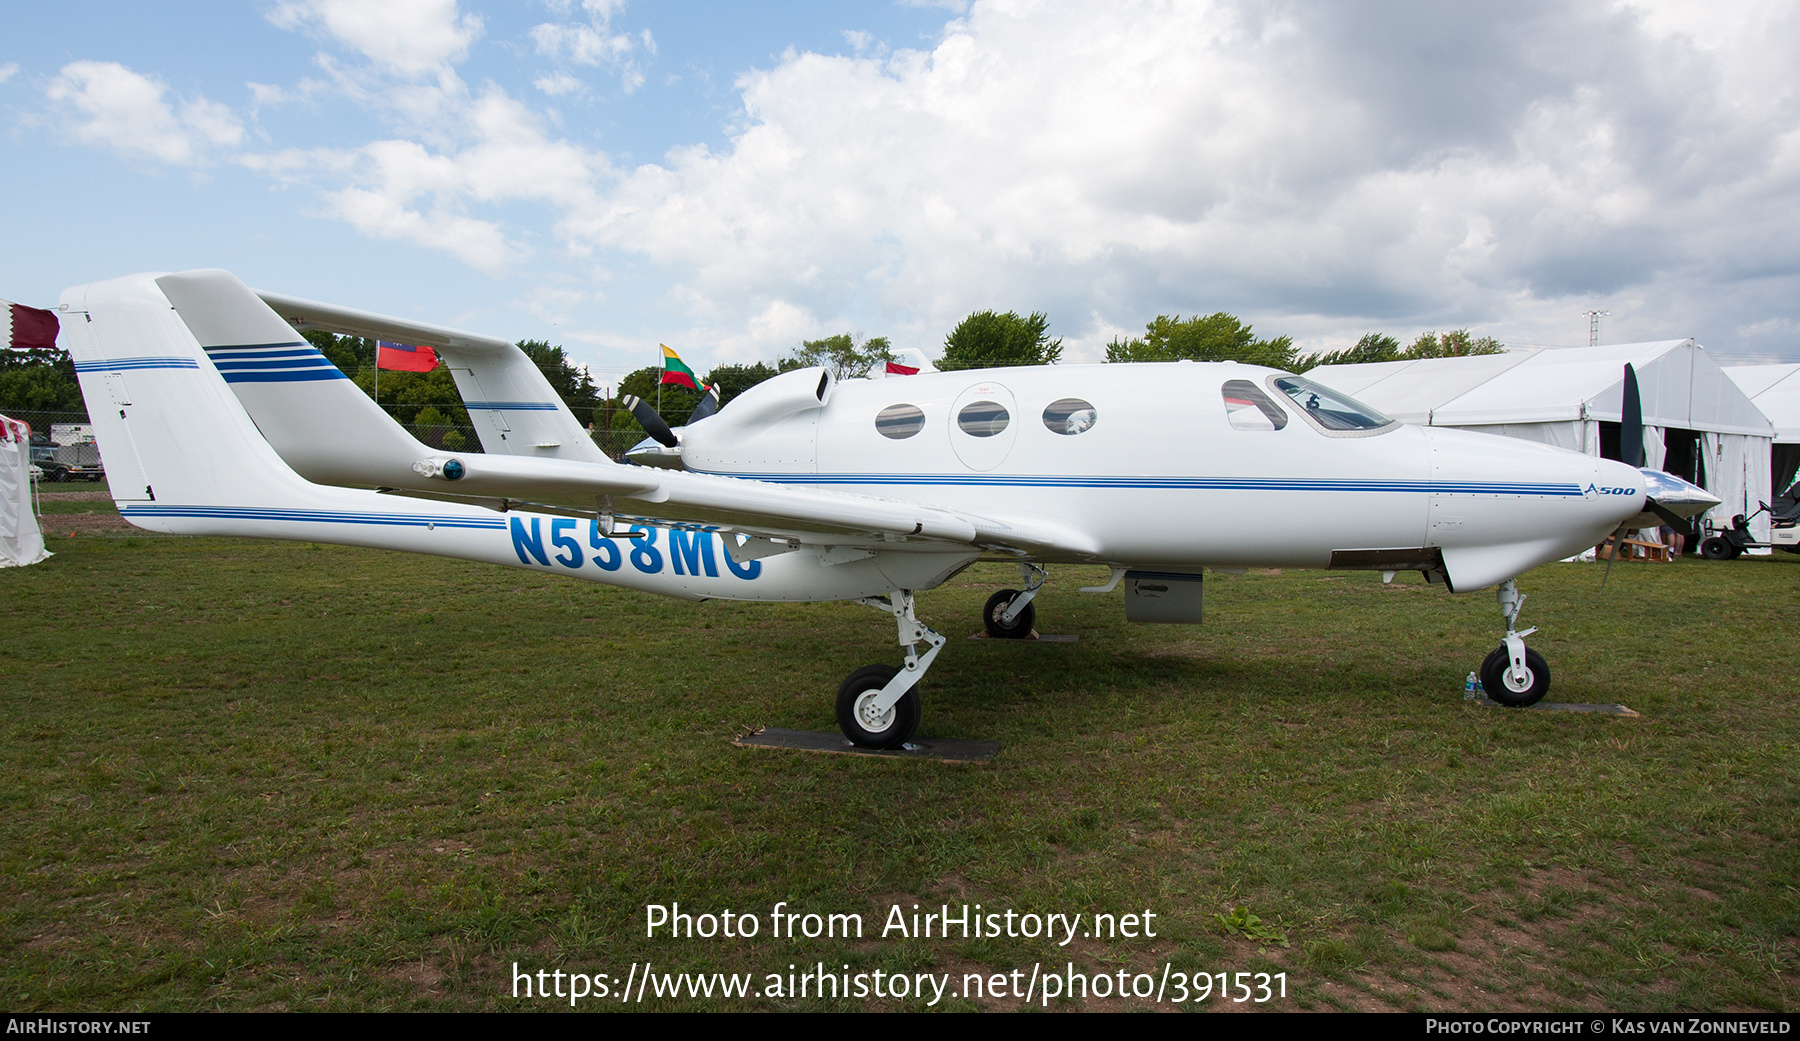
[159, 270, 1103, 561]
[385, 452, 1104, 557]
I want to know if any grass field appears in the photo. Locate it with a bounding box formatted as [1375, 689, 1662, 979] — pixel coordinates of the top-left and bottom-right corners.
[3, 505, 1796, 1012]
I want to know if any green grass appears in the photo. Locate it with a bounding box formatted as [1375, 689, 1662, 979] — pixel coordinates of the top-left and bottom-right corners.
[2, 530, 1796, 1012]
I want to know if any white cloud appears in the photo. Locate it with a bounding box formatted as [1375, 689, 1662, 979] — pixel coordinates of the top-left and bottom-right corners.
[243, 89, 611, 274]
[534, 72, 583, 97]
[246, 82, 289, 106]
[139, 0, 1800, 364]
[267, 0, 483, 77]
[516, 0, 1800, 361]
[46, 61, 243, 166]
[325, 183, 521, 275]
[530, 1, 652, 93]
[0, 63, 18, 86]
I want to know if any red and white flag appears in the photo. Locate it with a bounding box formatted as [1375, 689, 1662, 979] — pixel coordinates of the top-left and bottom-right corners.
[377, 340, 440, 372]
[885, 360, 920, 376]
[1, 299, 59, 351]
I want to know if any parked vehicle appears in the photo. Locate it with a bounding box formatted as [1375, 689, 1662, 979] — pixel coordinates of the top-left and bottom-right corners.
[28, 442, 104, 481]
[1700, 481, 1800, 558]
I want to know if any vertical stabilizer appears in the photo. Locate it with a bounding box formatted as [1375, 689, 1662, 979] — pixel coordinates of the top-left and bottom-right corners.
[442, 353, 605, 461]
[154, 269, 432, 487]
[57, 273, 331, 524]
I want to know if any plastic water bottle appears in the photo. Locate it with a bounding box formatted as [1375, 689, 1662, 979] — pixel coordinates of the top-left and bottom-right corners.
[1464, 672, 1482, 700]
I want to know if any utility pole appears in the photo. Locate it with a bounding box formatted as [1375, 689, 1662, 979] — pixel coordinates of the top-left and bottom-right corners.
[1583, 310, 1610, 347]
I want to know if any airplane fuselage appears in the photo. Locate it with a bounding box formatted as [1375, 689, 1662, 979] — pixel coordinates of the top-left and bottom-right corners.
[678, 363, 1648, 591]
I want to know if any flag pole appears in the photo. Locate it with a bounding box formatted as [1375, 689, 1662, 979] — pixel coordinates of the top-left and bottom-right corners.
[656, 345, 663, 416]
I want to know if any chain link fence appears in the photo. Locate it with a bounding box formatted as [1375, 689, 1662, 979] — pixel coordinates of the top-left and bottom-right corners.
[3, 406, 650, 464]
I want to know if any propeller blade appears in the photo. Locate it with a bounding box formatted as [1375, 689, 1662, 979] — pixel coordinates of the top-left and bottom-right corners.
[1599, 524, 1626, 591]
[688, 384, 721, 425]
[1620, 363, 1645, 468]
[622, 394, 678, 448]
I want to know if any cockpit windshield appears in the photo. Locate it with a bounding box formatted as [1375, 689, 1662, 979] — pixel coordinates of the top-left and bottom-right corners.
[1269, 376, 1395, 433]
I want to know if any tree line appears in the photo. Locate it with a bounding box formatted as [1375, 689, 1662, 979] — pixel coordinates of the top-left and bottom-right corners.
[0, 310, 1503, 441]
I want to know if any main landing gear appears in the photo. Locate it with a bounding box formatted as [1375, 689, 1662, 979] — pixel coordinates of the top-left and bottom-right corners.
[834, 567, 1051, 747]
[1479, 578, 1550, 707]
[838, 590, 946, 748]
[984, 563, 1047, 639]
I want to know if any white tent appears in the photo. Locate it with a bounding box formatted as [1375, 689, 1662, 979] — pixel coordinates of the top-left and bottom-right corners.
[0, 414, 50, 567]
[1311, 341, 1776, 542]
[1723, 364, 1800, 496]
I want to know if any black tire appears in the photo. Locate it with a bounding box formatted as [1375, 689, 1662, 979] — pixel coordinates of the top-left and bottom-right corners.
[835, 664, 921, 749]
[1479, 645, 1550, 708]
[1700, 537, 1733, 561]
[983, 589, 1035, 639]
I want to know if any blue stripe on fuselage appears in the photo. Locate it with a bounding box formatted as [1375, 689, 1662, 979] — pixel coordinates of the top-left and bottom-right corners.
[690, 470, 1583, 496]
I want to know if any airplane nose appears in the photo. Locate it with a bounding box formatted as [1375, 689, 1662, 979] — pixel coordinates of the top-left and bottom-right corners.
[1589, 457, 1647, 523]
[1420, 428, 1662, 588]
[1619, 465, 1720, 531]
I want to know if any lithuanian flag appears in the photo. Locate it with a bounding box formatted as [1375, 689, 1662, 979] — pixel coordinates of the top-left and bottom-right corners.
[659, 344, 699, 390]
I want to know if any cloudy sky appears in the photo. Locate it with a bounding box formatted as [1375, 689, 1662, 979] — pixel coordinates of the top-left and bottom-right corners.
[5, 0, 1799, 383]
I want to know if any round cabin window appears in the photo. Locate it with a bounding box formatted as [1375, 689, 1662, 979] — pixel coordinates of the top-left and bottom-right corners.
[956, 401, 1011, 438]
[1042, 397, 1097, 435]
[875, 403, 926, 439]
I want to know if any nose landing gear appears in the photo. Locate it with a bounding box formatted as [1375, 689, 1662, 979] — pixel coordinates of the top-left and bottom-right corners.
[1480, 578, 1550, 707]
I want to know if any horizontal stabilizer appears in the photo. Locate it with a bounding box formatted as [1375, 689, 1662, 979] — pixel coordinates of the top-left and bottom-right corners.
[259, 286, 604, 462]
[256, 289, 512, 353]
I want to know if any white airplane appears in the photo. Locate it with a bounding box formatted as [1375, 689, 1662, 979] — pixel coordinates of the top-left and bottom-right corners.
[56, 269, 1717, 748]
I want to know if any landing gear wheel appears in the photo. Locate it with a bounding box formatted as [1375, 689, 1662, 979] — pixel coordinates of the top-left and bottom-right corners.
[1480, 645, 1550, 708]
[835, 664, 921, 749]
[1700, 537, 1733, 561]
[983, 589, 1035, 639]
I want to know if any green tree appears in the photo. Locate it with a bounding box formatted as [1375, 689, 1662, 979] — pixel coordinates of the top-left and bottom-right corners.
[703, 362, 781, 405]
[0, 348, 85, 414]
[354, 363, 469, 426]
[939, 311, 1061, 370]
[1296, 332, 1402, 371]
[410, 405, 459, 450]
[779, 334, 895, 380]
[518, 340, 602, 425]
[1404, 329, 1504, 359]
[304, 330, 374, 379]
[615, 366, 700, 428]
[1298, 329, 1503, 371]
[1104, 313, 1295, 369]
